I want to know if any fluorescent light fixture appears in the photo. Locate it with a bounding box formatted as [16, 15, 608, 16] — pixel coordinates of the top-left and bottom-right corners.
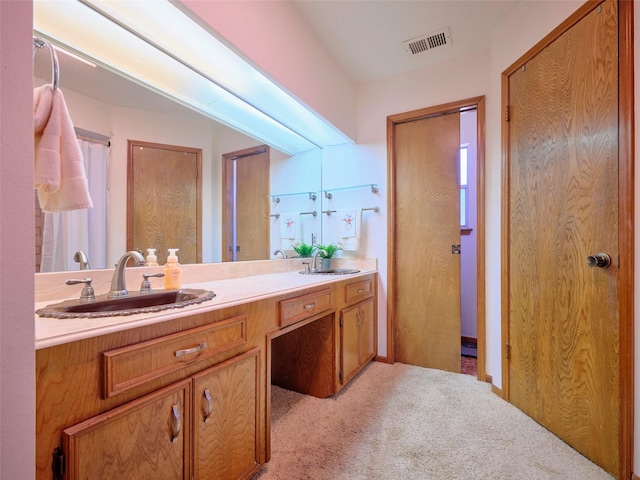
[33, 0, 353, 154]
[53, 45, 97, 67]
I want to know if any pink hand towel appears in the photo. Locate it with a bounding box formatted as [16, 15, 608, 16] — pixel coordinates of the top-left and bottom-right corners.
[34, 84, 93, 212]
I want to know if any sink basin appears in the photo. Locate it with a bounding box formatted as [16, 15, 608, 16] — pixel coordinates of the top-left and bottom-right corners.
[36, 288, 216, 319]
[300, 269, 361, 275]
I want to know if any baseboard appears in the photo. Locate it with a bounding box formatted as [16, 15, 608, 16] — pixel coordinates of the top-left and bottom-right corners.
[485, 375, 504, 398]
[374, 355, 390, 363]
[461, 336, 477, 346]
[631, 473, 639, 480]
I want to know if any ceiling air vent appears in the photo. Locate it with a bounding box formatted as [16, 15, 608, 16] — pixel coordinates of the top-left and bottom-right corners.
[403, 27, 451, 56]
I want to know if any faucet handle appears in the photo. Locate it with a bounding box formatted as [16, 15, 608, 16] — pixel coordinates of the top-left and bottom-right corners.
[302, 261, 311, 274]
[140, 273, 164, 294]
[66, 278, 95, 303]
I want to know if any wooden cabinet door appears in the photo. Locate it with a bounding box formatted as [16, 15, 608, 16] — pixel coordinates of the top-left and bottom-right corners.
[192, 349, 260, 480]
[340, 304, 360, 385]
[358, 298, 376, 366]
[340, 298, 375, 386]
[63, 379, 191, 480]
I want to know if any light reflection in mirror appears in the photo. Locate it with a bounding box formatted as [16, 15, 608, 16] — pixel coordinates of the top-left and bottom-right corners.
[33, 40, 322, 272]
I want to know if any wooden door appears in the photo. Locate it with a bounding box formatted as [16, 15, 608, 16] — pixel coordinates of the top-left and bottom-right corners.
[63, 379, 191, 479]
[504, 1, 622, 475]
[128, 141, 202, 265]
[340, 303, 361, 385]
[340, 298, 375, 385]
[192, 349, 260, 480]
[358, 298, 375, 366]
[393, 113, 461, 371]
[222, 146, 269, 262]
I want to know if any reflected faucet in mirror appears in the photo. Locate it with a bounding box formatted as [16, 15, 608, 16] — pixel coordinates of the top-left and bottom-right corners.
[74, 250, 89, 270]
[273, 249, 288, 259]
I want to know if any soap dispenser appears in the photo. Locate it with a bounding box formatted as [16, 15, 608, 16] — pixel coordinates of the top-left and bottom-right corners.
[163, 248, 182, 289]
[145, 248, 159, 266]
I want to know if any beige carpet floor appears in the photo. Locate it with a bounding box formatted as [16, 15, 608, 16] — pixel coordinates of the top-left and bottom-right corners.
[253, 361, 614, 480]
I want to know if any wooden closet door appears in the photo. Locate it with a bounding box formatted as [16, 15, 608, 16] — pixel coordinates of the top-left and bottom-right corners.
[394, 113, 461, 372]
[505, 1, 620, 475]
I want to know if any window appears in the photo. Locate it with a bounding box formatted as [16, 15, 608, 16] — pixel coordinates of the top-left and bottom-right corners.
[460, 145, 469, 228]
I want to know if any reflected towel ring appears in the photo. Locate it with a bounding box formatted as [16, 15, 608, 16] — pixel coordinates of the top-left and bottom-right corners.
[33, 36, 60, 91]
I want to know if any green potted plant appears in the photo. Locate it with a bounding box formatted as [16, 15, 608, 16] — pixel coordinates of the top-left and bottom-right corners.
[317, 244, 340, 270]
[291, 242, 315, 258]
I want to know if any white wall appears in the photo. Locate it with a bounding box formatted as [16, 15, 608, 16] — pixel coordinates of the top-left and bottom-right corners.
[270, 148, 322, 255]
[322, 144, 388, 354]
[0, 2, 35, 478]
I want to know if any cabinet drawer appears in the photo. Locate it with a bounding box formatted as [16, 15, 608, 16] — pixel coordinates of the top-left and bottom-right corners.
[102, 315, 247, 398]
[344, 278, 374, 305]
[278, 288, 334, 328]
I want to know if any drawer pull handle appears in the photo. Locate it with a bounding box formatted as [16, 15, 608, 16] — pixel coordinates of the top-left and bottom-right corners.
[303, 303, 316, 311]
[171, 404, 181, 442]
[203, 388, 212, 422]
[175, 341, 208, 358]
[357, 288, 364, 294]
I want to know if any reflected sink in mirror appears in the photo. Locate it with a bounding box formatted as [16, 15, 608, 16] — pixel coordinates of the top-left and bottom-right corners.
[36, 288, 215, 319]
[300, 269, 361, 275]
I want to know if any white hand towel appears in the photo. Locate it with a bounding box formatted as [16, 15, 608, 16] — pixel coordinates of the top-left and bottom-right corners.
[337, 208, 362, 252]
[34, 85, 93, 213]
[280, 212, 300, 249]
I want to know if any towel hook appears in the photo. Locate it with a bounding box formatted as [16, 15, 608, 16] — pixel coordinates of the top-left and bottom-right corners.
[33, 36, 60, 91]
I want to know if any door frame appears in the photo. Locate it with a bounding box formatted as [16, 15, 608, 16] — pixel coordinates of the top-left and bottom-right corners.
[500, 2, 633, 478]
[221, 145, 269, 262]
[387, 96, 487, 380]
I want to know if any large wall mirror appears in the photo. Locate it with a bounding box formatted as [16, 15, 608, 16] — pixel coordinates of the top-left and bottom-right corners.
[33, 6, 323, 273]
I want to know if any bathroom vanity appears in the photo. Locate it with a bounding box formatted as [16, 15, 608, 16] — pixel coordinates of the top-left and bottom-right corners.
[34, 259, 377, 480]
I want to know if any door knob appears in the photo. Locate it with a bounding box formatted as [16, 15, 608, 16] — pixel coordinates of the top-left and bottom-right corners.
[586, 253, 611, 269]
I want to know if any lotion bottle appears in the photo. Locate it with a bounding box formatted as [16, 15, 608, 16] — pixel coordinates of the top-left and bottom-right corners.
[163, 248, 182, 289]
[145, 248, 159, 266]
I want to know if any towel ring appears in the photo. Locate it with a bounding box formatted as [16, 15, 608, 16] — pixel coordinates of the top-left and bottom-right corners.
[33, 36, 60, 91]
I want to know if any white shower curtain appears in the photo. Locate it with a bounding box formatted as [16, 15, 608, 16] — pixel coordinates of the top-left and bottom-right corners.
[40, 138, 109, 272]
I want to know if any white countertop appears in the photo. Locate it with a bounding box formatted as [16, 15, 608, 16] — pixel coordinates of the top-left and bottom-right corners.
[35, 263, 376, 350]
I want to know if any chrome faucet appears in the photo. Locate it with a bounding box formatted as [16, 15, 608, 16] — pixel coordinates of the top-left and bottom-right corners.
[108, 251, 145, 298]
[74, 250, 90, 270]
[273, 249, 288, 259]
[311, 248, 328, 272]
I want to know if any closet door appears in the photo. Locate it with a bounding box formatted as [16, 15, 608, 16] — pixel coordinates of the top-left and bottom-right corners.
[393, 113, 461, 371]
[504, 1, 621, 475]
